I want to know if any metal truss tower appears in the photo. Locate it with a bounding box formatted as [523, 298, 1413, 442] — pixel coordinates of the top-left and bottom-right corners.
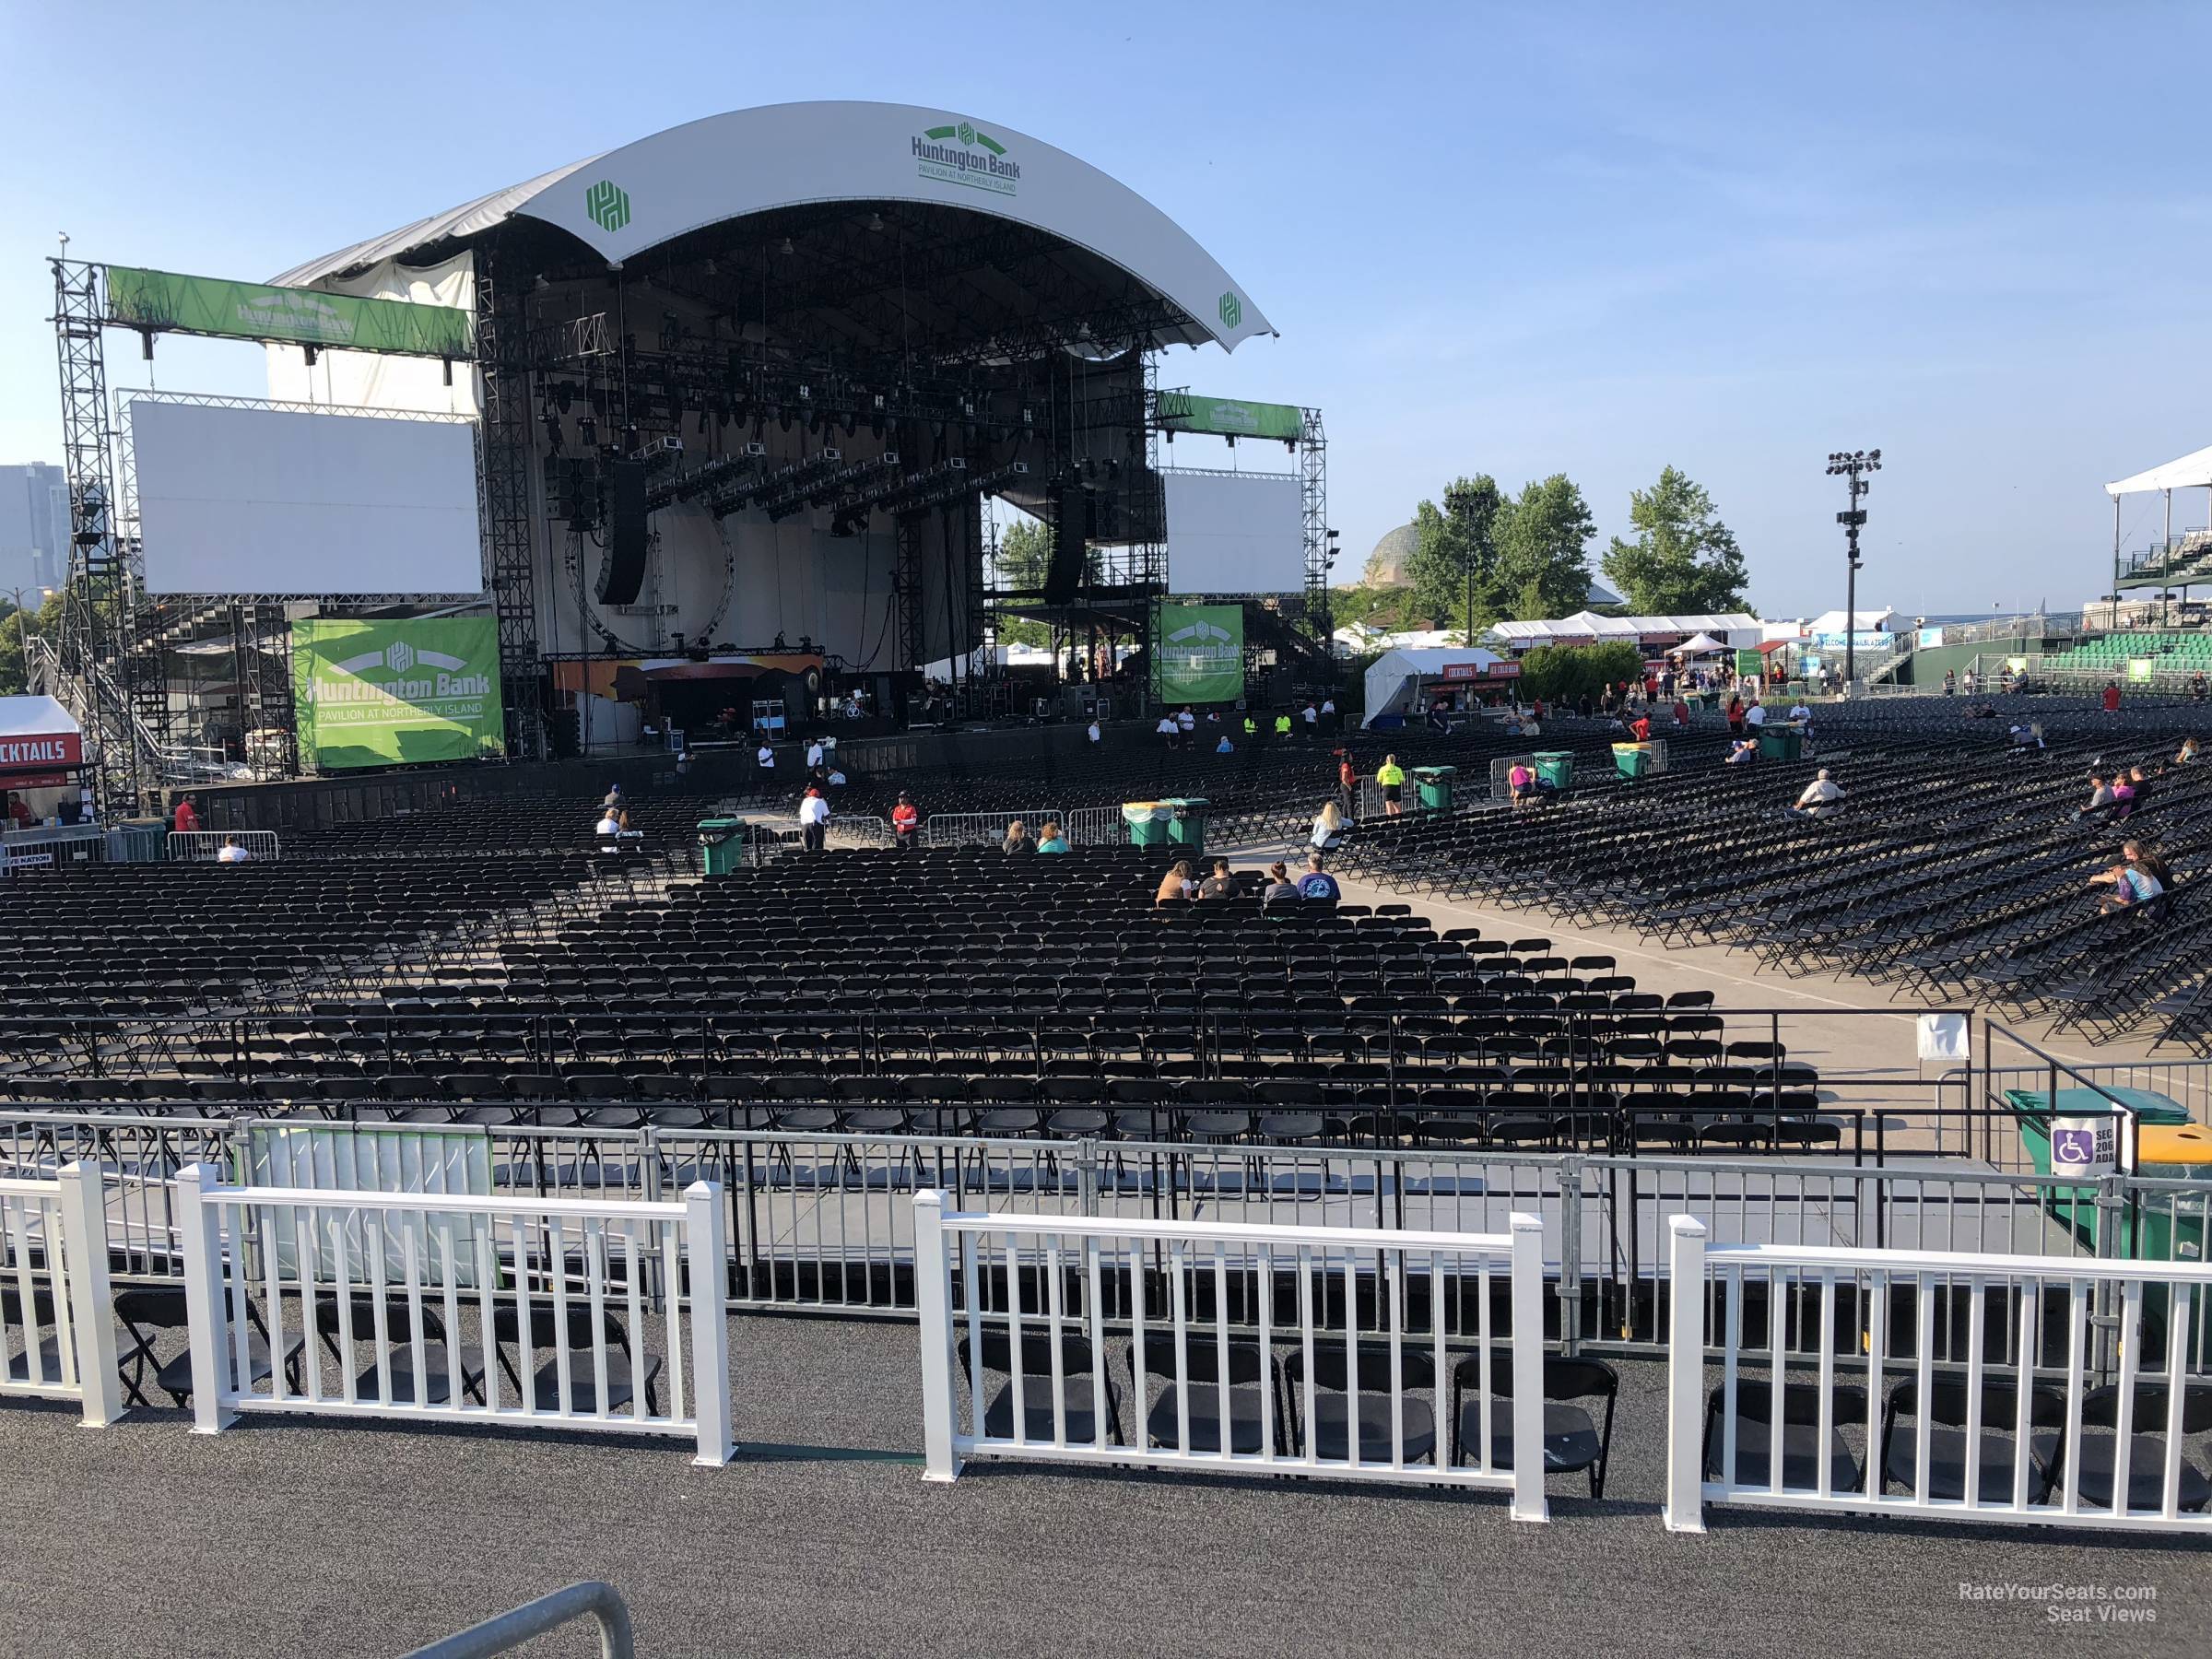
[50, 258, 143, 813]
[474, 255, 546, 761]
[1300, 406, 1332, 652]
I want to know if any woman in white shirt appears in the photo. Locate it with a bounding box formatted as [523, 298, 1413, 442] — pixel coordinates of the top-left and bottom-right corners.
[1311, 800, 1345, 851]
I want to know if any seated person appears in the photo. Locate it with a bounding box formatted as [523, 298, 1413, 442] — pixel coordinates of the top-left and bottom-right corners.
[2008, 723, 2045, 750]
[1196, 858, 1237, 900]
[1154, 859, 1196, 905]
[1724, 737, 1758, 764]
[1002, 819, 1037, 854]
[1260, 860, 1299, 908]
[215, 836, 252, 864]
[1787, 701, 1812, 724]
[2075, 774, 2115, 818]
[2109, 773, 2137, 818]
[594, 808, 622, 837]
[1787, 769, 1845, 819]
[2176, 737, 2202, 767]
[1508, 760, 1535, 806]
[1035, 821, 1070, 853]
[2088, 841, 2170, 913]
[1311, 801, 1346, 850]
[1297, 852, 1341, 902]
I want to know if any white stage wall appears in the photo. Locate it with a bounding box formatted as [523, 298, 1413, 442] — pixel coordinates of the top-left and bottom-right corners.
[132, 399, 483, 595]
[1162, 469, 1304, 594]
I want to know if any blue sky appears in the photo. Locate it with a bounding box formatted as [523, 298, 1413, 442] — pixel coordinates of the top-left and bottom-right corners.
[2, 0, 2206, 616]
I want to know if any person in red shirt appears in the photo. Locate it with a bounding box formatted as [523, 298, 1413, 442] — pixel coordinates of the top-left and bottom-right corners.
[1630, 712, 1652, 742]
[1336, 753, 1357, 818]
[2101, 681, 2123, 713]
[172, 796, 200, 834]
[5, 794, 30, 830]
[1671, 697, 1690, 728]
[890, 792, 920, 852]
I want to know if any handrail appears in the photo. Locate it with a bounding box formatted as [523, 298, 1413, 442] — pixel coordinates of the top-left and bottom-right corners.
[404, 1583, 634, 1659]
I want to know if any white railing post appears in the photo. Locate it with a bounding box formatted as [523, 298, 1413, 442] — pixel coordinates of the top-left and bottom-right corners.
[1663, 1216, 1709, 1533]
[55, 1160, 123, 1428]
[683, 1181, 734, 1468]
[913, 1190, 961, 1483]
[1507, 1212, 1549, 1524]
[175, 1164, 236, 1434]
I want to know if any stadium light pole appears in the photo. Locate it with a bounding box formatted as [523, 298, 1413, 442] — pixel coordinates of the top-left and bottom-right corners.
[1825, 450, 1880, 689]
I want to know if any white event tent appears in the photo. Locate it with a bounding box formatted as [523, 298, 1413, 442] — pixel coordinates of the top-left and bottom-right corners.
[1361, 647, 1508, 727]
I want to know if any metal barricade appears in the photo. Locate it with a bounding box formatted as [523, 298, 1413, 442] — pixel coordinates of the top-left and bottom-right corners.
[1, 825, 107, 875]
[1061, 807, 1124, 847]
[167, 830, 283, 863]
[826, 815, 892, 849]
[922, 809, 1067, 848]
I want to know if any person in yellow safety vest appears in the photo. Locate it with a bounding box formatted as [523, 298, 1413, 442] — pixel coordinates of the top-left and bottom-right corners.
[1273, 712, 1293, 739]
[1376, 754, 1407, 817]
[1242, 714, 1258, 736]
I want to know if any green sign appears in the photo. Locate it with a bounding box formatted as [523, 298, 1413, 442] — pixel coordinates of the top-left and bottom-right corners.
[913, 119, 1020, 196]
[2127, 656, 2156, 683]
[291, 618, 505, 771]
[584, 180, 631, 231]
[1155, 604, 1245, 704]
[1735, 648, 1765, 677]
[1155, 391, 1300, 441]
[107, 265, 475, 359]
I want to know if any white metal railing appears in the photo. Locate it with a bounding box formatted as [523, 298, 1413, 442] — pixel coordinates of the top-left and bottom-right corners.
[1, 824, 106, 876]
[914, 1193, 1550, 1518]
[0, 1162, 124, 1426]
[1663, 1216, 2212, 1535]
[167, 830, 282, 863]
[922, 809, 1068, 848]
[825, 814, 891, 849]
[175, 1166, 733, 1465]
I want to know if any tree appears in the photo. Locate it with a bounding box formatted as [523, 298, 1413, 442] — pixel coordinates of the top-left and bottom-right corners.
[1516, 641, 1642, 706]
[0, 591, 57, 697]
[995, 517, 1054, 591]
[1495, 474, 1595, 619]
[1404, 475, 1505, 641]
[1602, 465, 1748, 615]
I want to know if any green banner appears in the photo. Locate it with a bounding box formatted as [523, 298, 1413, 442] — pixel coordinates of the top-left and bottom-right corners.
[1735, 648, 1765, 676]
[291, 618, 505, 771]
[108, 265, 474, 359]
[1155, 392, 1304, 442]
[1155, 603, 1245, 703]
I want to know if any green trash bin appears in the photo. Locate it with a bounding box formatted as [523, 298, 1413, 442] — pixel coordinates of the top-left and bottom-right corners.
[1412, 766, 1457, 812]
[1533, 752, 1574, 792]
[2004, 1087, 2195, 1257]
[697, 817, 747, 876]
[1757, 725, 1804, 761]
[109, 818, 169, 863]
[1613, 742, 1653, 780]
[1122, 800, 1171, 850]
[1164, 796, 1210, 856]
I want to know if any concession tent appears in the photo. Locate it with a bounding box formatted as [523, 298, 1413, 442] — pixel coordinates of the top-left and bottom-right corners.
[1362, 647, 1509, 727]
[0, 696, 84, 782]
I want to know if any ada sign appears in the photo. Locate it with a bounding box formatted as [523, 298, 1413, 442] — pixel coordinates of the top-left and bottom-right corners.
[2049, 1116, 2116, 1179]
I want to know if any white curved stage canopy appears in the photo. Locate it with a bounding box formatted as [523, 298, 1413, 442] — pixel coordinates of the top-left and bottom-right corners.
[272, 100, 1273, 352]
[2106, 444, 2212, 498]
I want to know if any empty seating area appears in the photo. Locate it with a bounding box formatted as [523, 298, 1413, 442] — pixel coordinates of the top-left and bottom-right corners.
[2042, 629, 2212, 681]
[1338, 696, 2212, 1045]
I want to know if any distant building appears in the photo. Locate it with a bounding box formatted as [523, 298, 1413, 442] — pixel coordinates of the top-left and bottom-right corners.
[0, 463, 68, 596]
[1348, 518, 1623, 608]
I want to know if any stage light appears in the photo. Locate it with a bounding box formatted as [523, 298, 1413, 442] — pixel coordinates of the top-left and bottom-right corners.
[866, 212, 886, 233]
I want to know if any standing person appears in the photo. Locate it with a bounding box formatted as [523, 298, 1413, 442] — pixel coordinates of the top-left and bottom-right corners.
[172, 795, 200, 835]
[756, 739, 775, 771]
[1375, 753, 1406, 817]
[1178, 706, 1197, 744]
[1726, 693, 1746, 737]
[891, 791, 921, 852]
[797, 786, 830, 853]
[1301, 700, 1320, 741]
[1943, 669, 1956, 697]
[1745, 699, 1768, 731]
[4, 793, 29, 830]
[1629, 709, 1652, 743]
[1087, 718, 1102, 745]
[1273, 711, 1293, 743]
[2102, 679, 2123, 714]
[1671, 695, 1691, 728]
[1336, 751, 1358, 818]
[805, 736, 825, 771]
[1961, 668, 1979, 697]
[1319, 692, 1337, 735]
[1002, 819, 1037, 855]
[1155, 711, 1180, 748]
[1577, 692, 1593, 721]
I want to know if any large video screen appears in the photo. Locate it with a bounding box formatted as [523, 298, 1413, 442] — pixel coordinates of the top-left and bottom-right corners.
[1162, 469, 1305, 594]
[133, 399, 483, 594]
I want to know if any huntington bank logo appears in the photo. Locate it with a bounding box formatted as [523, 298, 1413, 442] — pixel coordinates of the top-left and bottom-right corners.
[384, 639, 416, 676]
[318, 637, 488, 707]
[913, 120, 1020, 197]
[585, 179, 631, 232]
[1218, 290, 1242, 330]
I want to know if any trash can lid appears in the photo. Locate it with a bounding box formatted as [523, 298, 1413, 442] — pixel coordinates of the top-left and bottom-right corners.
[697, 817, 744, 830]
[1160, 796, 1210, 807]
[1411, 766, 1457, 779]
[2139, 1124, 2212, 1167]
[1533, 751, 1573, 761]
[2001, 1086, 2192, 1124]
